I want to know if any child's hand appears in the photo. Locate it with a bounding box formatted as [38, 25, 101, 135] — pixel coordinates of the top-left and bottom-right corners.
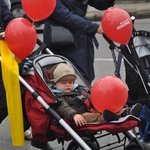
[73, 114, 87, 126]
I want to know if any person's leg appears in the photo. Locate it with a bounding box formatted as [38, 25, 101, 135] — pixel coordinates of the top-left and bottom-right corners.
[0, 106, 32, 140]
[22, 93, 32, 140]
[120, 103, 142, 117]
[0, 64, 32, 139]
[23, 113, 32, 140]
[24, 129, 32, 140]
[82, 112, 119, 122]
[0, 67, 8, 123]
[81, 112, 104, 123]
[24, 115, 32, 140]
[0, 107, 8, 123]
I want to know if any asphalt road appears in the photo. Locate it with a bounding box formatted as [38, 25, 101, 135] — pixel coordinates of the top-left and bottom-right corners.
[0, 18, 150, 150]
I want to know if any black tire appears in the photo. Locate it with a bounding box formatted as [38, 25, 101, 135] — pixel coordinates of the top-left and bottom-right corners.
[11, 3, 26, 18]
[124, 141, 150, 150]
[67, 142, 78, 150]
[124, 142, 141, 150]
[67, 137, 99, 150]
[11, 3, 43, 28]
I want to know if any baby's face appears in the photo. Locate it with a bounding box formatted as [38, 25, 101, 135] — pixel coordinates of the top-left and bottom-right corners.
[55, 80, 74, 93]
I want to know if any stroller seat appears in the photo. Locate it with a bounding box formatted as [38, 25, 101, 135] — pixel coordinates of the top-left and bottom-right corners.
[74, 115, 140, 133]
[22, 54, 143, 150]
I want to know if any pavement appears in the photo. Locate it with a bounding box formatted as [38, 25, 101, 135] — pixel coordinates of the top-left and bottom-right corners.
[86, 2, 150, 21]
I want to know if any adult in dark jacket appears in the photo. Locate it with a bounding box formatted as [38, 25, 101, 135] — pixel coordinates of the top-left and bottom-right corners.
[43, 0, 115, 84]
[0, 0, 32, 140]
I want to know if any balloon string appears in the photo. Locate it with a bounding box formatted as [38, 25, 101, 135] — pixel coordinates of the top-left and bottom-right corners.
[32, 20, 35, 25]
[31, 20, 36, 28]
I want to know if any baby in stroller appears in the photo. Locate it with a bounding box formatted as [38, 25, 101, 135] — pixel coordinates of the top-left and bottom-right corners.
[22, 54, 145, 150]
[48, 63, 142, 125]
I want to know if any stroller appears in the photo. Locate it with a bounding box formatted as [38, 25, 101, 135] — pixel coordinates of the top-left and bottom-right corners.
[18, 39, 150, 150]
[103, 16, 150, 142]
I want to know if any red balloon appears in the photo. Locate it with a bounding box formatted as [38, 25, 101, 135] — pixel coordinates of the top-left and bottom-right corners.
[102, 7, 132, 44]
[91, 76, 128, 113]
[5, 18, 37, 60]
[22, 0, 56, 21]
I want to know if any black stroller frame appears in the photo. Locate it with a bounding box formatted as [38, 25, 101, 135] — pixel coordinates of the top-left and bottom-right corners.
[14, 38, 150, 150]
[103, 16, 150, 142]
[105, 17, 150, 105]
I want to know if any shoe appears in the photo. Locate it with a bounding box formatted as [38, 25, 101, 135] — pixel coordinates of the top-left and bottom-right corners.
[31, 138, 54, 150]
[24, 130, 32, 140]
[103, 110, 119, 122]
[121, 103, 142, 118]
[130, 103, 142, 118]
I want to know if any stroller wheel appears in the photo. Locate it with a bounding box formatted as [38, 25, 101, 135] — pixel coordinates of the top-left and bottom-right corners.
[67, 137, 99, 150]
[124, 141, 150, 150]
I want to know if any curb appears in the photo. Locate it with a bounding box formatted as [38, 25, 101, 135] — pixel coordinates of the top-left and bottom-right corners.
[87, 11, 150, 21]
[86, 3, 150, 21]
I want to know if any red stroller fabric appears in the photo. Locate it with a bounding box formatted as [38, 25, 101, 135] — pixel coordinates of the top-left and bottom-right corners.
[23, 72, 56, 143]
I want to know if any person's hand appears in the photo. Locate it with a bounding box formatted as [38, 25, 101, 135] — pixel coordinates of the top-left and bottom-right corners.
[97, 25, 103, 34]
[73, 114, 87, 126]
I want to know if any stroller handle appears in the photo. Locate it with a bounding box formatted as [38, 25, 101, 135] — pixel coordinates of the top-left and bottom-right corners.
[37, 38, 43, 46]
[102, 34, 118, 51]
[102, 34, 113, 45]
[36, 38, 53, 55]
